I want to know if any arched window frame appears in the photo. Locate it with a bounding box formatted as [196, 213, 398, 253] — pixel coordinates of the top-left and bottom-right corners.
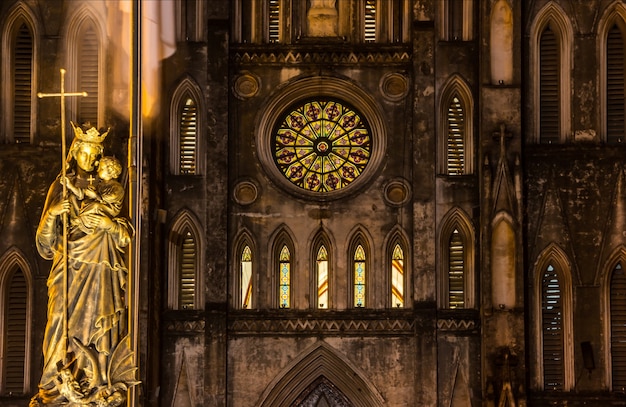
[529, 2, 573, 144]
[169, 76, 205, 175]
[272, 228, 296, 309]
[439, 0, 474, 41]
[64, 4, 106, 128]
[348, 231, 371, 309]
[233, 230, 256, 310]
[310, 230, 334, 310]
[438, 208, 475, 309]
[531, 244, 574, 391]
[0, 248, 33, 395]
[598, 2, 626, 143]
[385, 228, 410, 309]
[167, 210, 204, 310]
[1, 2, 39, 144]
[600, 246, 626, 390]
[438, 75, 474, 175]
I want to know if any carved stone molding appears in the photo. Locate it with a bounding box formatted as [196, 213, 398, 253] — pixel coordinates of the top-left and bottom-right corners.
[165, 319, 206, 334]
[229, 316, 415, 335]
[436, 318, 477, 331]
[233, 50, 411, 66]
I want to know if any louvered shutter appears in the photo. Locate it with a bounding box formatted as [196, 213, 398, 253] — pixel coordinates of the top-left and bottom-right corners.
[611, 263, 626, 389]
[607, 25, 625, 144]
[78, 25, 99, 126]
[542, 265, 564, 390]
[448, 229, 465, 308]
[13, 23, 33, 144]
[364, 0, 376, 43]
[268, 0, 280, 42]
[178, 230, 196, 309]
[539, 27, 560, 144]
[447, 96, 465, 175]
[3, 269, 27, 394]
[179, 98, 197, 175]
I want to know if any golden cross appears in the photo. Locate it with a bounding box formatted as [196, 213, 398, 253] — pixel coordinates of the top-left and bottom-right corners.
[37, 68, 87, 357]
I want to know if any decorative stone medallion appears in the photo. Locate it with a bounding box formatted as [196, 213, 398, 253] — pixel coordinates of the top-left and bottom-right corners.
[383, 178, 411, 206]
[233, 72, 260, 99]
[233, 180, 259, 205]
[379, 72, 409, 102]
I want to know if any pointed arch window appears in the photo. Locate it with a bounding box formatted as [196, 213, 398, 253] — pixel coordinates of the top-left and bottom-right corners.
[353, 245, 366, 308]
[391, 244, 404, 308]
[178, 229, 197, 309]
[168, 212, 203, 310]
[448, 229, 465, 308]
[542, 264, 564, 390]
[611, 262, 626, 389]
[179, 97, 198, 174]
[316, 245, 329, 309]
[607, 24, 626, 144]
[241, 245, 253, 309]
[364, 0, 377, 42]
[77, 23, 99, 126]
[447, 96, 465, 175]
[2, 267, 27, 395]
[13, 23, 33, 144]
[279, 245, 291, 308]
[539, 26, 560, 143]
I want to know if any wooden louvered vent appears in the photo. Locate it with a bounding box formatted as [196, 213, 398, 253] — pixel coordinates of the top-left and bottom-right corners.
[178, 230, 196, 309]
[13, 23, 33, 144]
[3, 269, 27, 394]
[611, 263, 626, 390]
[539, 27, 559, 144]
[79, 25, 99, 127]
[447, 96, 465, 175]
[180, 98, 197, 175]
[364, 0, 376, 42]
[268, 0, 280, 42]
[607, 25, 625, 144]
[542, 265, 564, 390]
[448, 229, 464, 308]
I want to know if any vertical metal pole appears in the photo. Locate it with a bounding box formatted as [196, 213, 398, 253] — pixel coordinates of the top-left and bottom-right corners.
[128, 1, 141, 405]
[59, 68, 69, 357]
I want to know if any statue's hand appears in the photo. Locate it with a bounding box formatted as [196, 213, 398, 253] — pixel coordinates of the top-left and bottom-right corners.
[49, 199, 71, 216]
[82, 213, 114, 230]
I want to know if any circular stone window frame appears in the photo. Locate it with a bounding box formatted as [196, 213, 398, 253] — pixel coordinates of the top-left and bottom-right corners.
[255, 76, 388, 200]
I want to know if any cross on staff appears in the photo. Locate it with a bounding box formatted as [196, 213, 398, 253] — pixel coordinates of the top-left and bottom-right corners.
[37, 68, 87, 357]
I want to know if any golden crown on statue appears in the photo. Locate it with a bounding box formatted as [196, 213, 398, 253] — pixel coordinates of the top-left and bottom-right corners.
[70, 121, 109, 143]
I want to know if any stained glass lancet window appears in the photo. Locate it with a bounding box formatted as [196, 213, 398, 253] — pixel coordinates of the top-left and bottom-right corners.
[241, 246, 253, 309]
[317, 245, 329, 309]
[542, 264, 564, 390]
[611, 262, 626, 389]
[448, 228, 465, 308]
[279, 245, 291, 308]
[273, 99, 371, 193]
[354, 245, 366, 307]
[391, 244, 404, 308]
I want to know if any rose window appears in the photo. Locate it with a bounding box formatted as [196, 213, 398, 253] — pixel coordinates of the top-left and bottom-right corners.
[272, 99, 372, 193]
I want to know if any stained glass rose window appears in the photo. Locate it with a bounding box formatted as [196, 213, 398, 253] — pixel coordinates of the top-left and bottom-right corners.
[272, 99, 372, 193]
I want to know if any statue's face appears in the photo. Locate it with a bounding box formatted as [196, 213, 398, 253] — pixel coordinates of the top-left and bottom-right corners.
[74, 143, 101, 172]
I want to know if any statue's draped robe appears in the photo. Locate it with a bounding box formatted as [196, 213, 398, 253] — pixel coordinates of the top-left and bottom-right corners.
[35, 173, 132, 395]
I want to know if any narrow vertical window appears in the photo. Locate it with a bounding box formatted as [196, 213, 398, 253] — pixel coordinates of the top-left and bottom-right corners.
[3, 269, 27, 394]
[448, 229, 465, 308]
[279, 245, 291, 308]
[180, 97, 197, 174]
[78, 24, 98, 126]
[607, 24, 625, 144]
[391, 244, 404, 308]
[542, 264, 564, 390]
[13, 23, 33, 144]
[268, 0, 280, 42]
[179, 230, 196, 309]
[317, 246, 329, 309]
[539, 26, 559, 144]
[354, 245, 366, 307]
[611, 262, 626, 389]
[364, 0, 377, 42]
[447, 95, 465, 175]
[241, 246, 253, 309]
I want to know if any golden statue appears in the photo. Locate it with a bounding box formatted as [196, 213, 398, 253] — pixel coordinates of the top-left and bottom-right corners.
[31, 73, 138, 406]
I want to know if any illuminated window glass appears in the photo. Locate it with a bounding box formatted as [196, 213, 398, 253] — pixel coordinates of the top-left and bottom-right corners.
[180, 97, 197, 174]
[317, 245, 328, 309]
[611, 262, 626, 388]
[447, 96, 465, 175]
[448, 228, 465, 308]
[279, 245, 291, 308]
[273, 99, 371, 193]
[354, 245, 366, 307]
[241, 246, 252, 309]
[542, 264, 564, 390]
[391, 244, 404, 308]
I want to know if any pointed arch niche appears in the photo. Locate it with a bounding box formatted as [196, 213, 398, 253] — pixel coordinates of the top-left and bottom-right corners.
[167, 210, 204, 310]
[1, 1, 39, 144]
[257, 342, 385, 407]
[438, 75, 474, 175]
[170, 76, 205, 175]
[0, 248, 33, 395]
[491, 211, 517, 309]
[531, 244, 574, 391]
[490, 0, 514, 85]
